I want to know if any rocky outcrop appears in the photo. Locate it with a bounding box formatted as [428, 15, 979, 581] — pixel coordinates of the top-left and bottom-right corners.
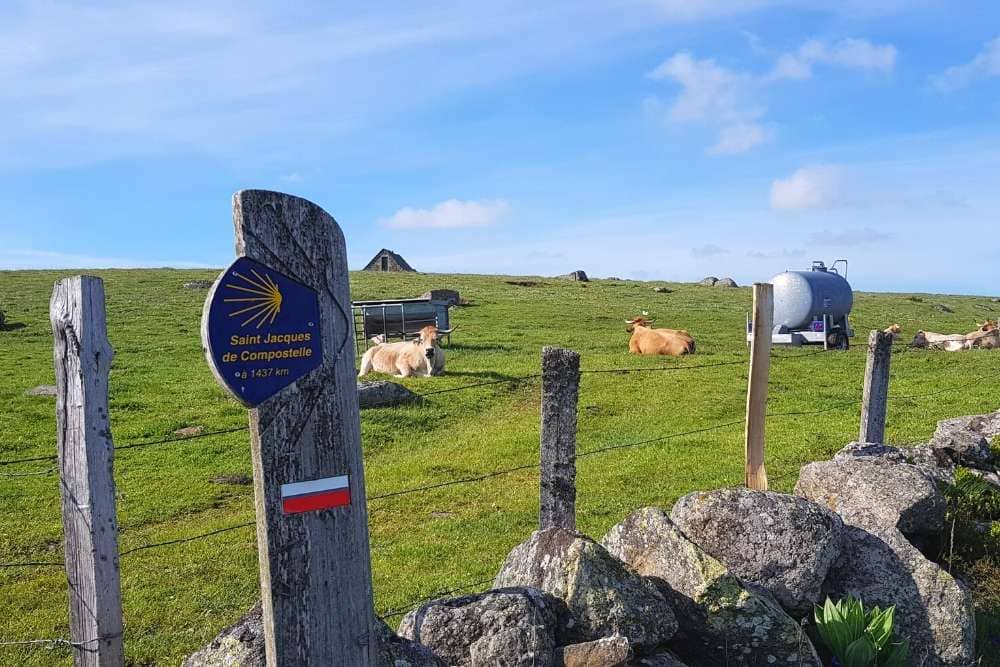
[24, 385, 57, 397]
[602, 507, 820, 665]
[698, 276, 718, 286]
[796, 458, 945, 537]
[183, 605, 442, 667]
[397, 587, 562, 667]
[560, 271, 590, 282]
[493, 528, 676, 650]
[715, 277, 738, 288]
[670, 489, 843, 617]
[823, 511, 976, 666]
[555, 635, 630, 666]
[421, 289, 461, 307]
[358, 380, 419, 409]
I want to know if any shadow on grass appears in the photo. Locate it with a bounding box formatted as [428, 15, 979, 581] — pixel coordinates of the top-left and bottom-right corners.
[446, 342, 517, 353]
[0, 322, 26, 332]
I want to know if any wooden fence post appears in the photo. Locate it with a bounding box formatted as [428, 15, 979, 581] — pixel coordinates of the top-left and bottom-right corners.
[51, 276, 125, 667]
[539, 346, 580, 531]
[210, 190, 375, 665]
[859, 330, 893, 444]
[745, 283, 773, 491]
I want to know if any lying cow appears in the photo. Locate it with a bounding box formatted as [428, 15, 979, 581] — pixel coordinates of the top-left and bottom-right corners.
[358, 325, 455, 377]
[911, 321, 999, 351]
[625, 317, 696, 356]
[910, 330, 969, 352]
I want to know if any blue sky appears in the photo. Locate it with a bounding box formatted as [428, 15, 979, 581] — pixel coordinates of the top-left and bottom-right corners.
[1, 1, 998, 294]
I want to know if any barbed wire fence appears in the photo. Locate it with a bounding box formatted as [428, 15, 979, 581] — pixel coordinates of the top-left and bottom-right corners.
[0, 336, 996, 655]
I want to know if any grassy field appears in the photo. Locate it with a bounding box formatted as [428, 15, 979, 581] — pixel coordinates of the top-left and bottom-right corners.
[1, 268, 998, 665]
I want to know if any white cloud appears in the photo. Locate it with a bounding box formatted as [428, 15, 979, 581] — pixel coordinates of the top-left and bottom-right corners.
[691, 243, 728, 257]
[770, 164, 843, 211]
[648, 53, 759, 124]
[380, 199, 511, 229]
[932, 36, 1000, 92]
[0, 248, 212, 269]
[746, 248, 806, 259]
[649, 38, 891, 155]
[809, 227, 892, 246]
[280, 172, 302, 183]
[769, 38, 897, 81]
[647, 52, 767, 154]
[708, 122, 771, 154]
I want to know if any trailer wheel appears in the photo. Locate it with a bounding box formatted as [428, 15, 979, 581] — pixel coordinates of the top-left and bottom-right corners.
[828, 330, 849, 350]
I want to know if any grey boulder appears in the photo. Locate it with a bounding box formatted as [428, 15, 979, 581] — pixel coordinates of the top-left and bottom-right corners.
[182, 603, 264, 667]
[670, 489, 843, 617]
[823, 511, 975, 666]
[928, 413, 998, 468]
[24, 385, 57, 397]
[699, 276, 719, 286]
[397, 587, 561, 667]
[601, 507, 820, 665]
[833, 440, 909, 465]
[715, 277, 738, 288]
[635, 652, 690, 667]
[561, 270, 590, 282]
[795, 458, 945, 537]
[493, 528, 677, 650]
[421, 289, 461, 307]
[555, 635, 630, 666]
[358, 380, 419, 409]
[183, 606, 441, 667]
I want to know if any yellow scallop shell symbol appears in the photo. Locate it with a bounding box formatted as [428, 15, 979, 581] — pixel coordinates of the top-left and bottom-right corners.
[224, 269, 283, 328]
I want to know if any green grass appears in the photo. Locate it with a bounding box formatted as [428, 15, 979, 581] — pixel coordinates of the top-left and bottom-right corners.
[1, 269, 998, 665]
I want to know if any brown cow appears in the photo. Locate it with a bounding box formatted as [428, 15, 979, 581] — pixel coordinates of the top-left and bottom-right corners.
[625, 317, 696, 356]
[358, 325, 454, 377]
[883, 323, 902, 342]
[966, 320, 999, 349]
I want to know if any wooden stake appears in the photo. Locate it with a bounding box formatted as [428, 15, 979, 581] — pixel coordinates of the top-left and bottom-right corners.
[859, 330, 893, 444]
[745, 283, 773, 491]
[539, 346, 580, 531]
[51, 276, 124, 667]
[229, 190, 375, 665]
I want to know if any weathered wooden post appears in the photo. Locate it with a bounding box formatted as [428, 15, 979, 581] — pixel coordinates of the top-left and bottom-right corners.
[539, 346, 580, 531]
[859, 330, 893, 444]
[51, 276, 125, 667]
[745, 283, 773, 491]
[201, 191, 375, 665]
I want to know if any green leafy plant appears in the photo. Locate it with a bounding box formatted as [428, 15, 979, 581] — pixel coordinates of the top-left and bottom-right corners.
[813, 597, 909, 666]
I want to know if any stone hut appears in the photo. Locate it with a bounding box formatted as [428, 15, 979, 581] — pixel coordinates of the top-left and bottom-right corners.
[363, 249, 416, 273]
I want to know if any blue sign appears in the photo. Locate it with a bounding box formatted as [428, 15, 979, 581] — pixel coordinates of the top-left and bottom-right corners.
[203, 256, 322, 406]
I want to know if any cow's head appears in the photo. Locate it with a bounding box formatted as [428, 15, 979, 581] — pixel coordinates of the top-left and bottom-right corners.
[625, 317, 653, 332]
[910, 330, 929, 348]
[413, 325, 455, 359]
[976, 320, 997, 332]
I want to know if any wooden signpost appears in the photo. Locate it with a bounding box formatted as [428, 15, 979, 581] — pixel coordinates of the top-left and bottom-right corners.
[51, 276, 125, 667]
[202, 190, 375, 665]
[745, 283, 773, 491]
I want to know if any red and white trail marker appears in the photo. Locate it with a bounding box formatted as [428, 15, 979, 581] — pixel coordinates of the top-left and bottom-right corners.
[281, 475, 351, 514]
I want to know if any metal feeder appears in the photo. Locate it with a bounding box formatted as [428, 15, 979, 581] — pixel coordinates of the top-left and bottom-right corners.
[746, 259, 855, 350]
[352, 297, 453, 357]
